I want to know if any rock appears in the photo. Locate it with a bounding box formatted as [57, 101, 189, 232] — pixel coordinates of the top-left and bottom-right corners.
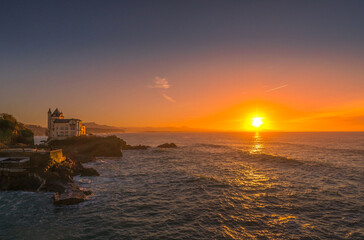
[48, 136, 123, 162]
[82, 189, 93, 195]
[53, 183, 87, 205]
[80, 167, 100, 176]
[42, 172, 76, 193]
[157, 143, 177, 148]
[53, 191, 86, 205]
[123, 144, 150, 150]
[0, 172, 43, 191]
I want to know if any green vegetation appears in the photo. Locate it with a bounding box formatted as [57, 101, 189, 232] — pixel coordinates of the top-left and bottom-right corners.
[0, 113, 34, 146]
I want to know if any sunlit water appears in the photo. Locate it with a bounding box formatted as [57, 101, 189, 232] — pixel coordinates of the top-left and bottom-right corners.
[1, 132, 363, 239]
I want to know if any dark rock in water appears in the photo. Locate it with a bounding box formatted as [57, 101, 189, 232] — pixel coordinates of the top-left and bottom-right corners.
[53, 191, 86, 205]
[80, 167, 100, 176]
[123, 144, 150, 150]
[82, 189, 93, 195]
[157, 143, 177, 148]
[53, 182, 87, 205]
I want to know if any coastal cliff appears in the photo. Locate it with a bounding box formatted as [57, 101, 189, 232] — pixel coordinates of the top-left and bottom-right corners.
[48, 135, 124, 162]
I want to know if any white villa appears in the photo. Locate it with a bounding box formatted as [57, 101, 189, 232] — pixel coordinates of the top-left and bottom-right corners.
[47, 108, 86, 140]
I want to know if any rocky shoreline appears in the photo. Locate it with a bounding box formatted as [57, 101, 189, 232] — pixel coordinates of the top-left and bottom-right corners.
[0, 152, 100, 205]
[1, 135, 178, 206]
[0, 135, 123, 205]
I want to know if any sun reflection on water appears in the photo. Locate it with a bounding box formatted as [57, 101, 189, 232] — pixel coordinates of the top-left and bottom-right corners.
[250, 132, 264, 154]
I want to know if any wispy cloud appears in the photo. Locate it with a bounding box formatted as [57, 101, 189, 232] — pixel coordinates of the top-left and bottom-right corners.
[149, 76, 176, 103]
[162, 93, 176, 103]
[266, 84, 288, 92]
[149, 76, 170, 89]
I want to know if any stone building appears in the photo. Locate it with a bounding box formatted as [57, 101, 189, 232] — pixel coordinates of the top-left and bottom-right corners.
[47, 108, 86, 140]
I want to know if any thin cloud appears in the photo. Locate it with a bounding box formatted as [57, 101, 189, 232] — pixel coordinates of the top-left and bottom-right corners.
[266, 84, 288, 92]
[162, 93, 176, 103]
[149, 76, 170, 89]
[149, 76, 176, 103]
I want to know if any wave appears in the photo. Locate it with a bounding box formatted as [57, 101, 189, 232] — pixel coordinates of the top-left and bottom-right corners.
[186, 174, 231, 188]
[240, 151, 364, 181]
[194, 143, 230, 148]
[244, 152, 306, 166]
[269, 141, 364, 155]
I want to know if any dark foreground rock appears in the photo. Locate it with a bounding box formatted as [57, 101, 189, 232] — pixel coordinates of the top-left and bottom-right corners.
[0, 172, 43, 191]
[80, 167, 100, 176]
[53, 182, 87, 205]
[157, 143, 177, 148]
[41, 158, 95, 204]
[0, 152, 95, 205]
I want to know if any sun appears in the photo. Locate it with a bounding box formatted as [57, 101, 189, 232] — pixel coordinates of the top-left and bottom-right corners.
[252, 117, 263, 128]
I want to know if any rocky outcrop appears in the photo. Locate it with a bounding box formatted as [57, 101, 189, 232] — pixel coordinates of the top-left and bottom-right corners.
[0, 151, 96, 205]
[122, 144, 150, 150]
[80, 167, 100, 176]
[157, 143, 177, 148]
[0, 172, 43, 191]
[1, 135, 128, 205]
[48, 136, 123, 163]
[0, 167, 90, 206]
[53, 182, 86, 205]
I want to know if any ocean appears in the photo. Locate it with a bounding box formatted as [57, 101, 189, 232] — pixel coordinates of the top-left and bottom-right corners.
[1, 132, 363, 239]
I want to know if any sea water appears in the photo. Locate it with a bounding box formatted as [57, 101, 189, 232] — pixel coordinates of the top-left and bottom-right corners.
[1, 132, 363, 239]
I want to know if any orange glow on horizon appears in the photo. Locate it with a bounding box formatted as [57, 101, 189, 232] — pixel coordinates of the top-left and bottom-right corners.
[10, 51, 364, 133]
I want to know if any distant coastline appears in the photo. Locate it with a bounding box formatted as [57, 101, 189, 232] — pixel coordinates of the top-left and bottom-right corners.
[26, 122, 126, 136]
[27, 123, 214, 136]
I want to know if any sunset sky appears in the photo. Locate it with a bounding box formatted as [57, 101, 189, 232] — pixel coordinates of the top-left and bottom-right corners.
[1, 0, 364, 131]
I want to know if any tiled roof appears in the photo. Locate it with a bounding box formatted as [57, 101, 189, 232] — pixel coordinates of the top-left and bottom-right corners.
[51, 108, 63, 117]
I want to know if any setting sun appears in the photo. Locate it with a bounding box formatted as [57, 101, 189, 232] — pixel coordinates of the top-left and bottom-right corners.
[252, 117, 263, 128]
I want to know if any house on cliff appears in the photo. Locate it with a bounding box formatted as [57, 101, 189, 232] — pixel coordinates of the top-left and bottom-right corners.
[47, 108, 86, 140]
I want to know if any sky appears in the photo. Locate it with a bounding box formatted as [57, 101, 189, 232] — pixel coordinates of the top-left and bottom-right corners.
[1, 0, 364, 131]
